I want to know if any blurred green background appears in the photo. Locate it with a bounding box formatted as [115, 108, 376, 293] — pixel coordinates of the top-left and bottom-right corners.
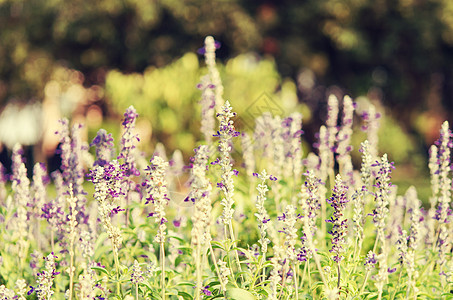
[1, 0, 453, 201]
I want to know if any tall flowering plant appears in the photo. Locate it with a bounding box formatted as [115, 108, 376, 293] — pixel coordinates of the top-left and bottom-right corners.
[10, 144, 30, 270]
[144, 155, 169, 299]
[118, 106, 140, 226]
[326, 174, 349, 290]
[213, 100, 242, 275]
[88, 160, 124, 296]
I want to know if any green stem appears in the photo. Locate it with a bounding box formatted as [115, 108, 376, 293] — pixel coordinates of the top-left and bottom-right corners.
[337, 262, 341, 290]
[359, 270, 370, 295]
[68, 247, 74, 300]
[250, 255, 265, 289]
[359, 231, 380, 295]
[195, 244, 201, 300]
[308, 259, 314, 299]
[113, 245, 121, 297]
[311, 246, 328, 291]
[278, 261, 288, 299]
[135, 283, 139, 300]
[160, 242, 166, 300]
[390, 269, 402, 300]
[352, 236, 363, 275]
[50, 230, 55, 254]
[209, 243, 227, 293]
[228, 222, 242, 276]
[300, 260, 307, 290]
[293, 264, 299, 300]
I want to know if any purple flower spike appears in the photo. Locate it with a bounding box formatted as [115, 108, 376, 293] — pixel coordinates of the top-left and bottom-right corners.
[327, 174, 349, 263]
[202, 285, 212, 296]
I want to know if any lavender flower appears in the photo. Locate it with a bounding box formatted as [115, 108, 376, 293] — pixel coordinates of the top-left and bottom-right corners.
[396, 229, 408, 265]
[131, 260, 145, 284]
[77, 262, 96, 299]
[427, 144, 439, 245]
[56, 119, 72, 187]
[198, 75, 216, 144]
[31, 163, 49, 217]
[144, 155, 170, 244]
[270, 115, 285, 182]
[79, 229, 94, 259]
[336, 96, 355, 185]
[57, 120, 86, 197]
[374, 252, 388, 300]
[405, 187, 422, 297]
[66, 187, 79, 300]
[118, 106, 140, 225]
[372, 154, 394, 249]
[56, 120, 88, 225]
[30, 250, 43, 274]
[269, 246, 284, 300]
[34, 252, 60, 300]
[326, 174, 349, 263]
[282, 112, 303, 181]
[41, 199, 65, 233]
[317, 125, 330, 182]
[360, 104, 380, 159]
[406, 186, 422, 251]
[190, 145, 213, 247]
[387, 194, 405, 245]
[204, 36, 224, 110]
[298, 170, 321, 261]
[118, 106, 140, 178]
[15, 279, 27, 300]
[322, 95, 339, 180]
[279, 205, 299, 263]
[217, 259, 230, 288]
[215, 101, 240, 226]
[358, 140, 374, 189]
[201, 285, 212, 296]
[0, 285, 15, 299]
[433, 121, 452, 267]
[364, 250, 377, 271]
[89, 160, 124, 250]
[91, 129, 114, 167]
[11, 144, 30, 267]
[254, 170, 272, 255]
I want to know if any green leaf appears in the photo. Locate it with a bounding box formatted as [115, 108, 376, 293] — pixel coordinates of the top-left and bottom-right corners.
[206, 281, 221, 288]
[225, 288, 256, 300]
[210, 241, 225, 250]
[177, 281, 196, 287]
[178, 291, 194, 300]
[91, 266, 109, 276]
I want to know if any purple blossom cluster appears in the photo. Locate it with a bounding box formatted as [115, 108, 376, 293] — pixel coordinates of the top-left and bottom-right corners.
[298, 170, 321, 262]
[326, 174, 349, 263]
[28, 252, 60, 299]
[91, 129, 114, 167]
[88, 161, 125, 201]
[371, 154, 395, 245]
[118, 106, 140, 178]
[55, 120, 89, 227]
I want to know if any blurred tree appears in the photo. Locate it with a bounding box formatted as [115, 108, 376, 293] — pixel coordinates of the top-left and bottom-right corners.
[0, 0, 261, 104]
[1, 0, 453, 137]
[249, 0, 453, 131]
